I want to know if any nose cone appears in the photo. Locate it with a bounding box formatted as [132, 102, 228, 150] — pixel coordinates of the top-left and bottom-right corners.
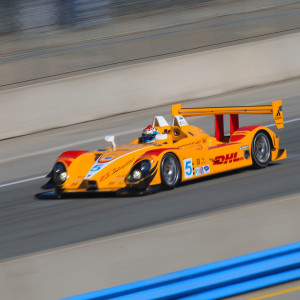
[84, 144, 152, 180]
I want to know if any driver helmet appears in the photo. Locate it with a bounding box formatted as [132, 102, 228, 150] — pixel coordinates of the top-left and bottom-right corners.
[142, 125, 158, 143]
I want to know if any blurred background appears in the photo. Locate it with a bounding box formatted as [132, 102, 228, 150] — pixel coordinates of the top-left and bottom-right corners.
[1, 0, 299, 88]
[1, 2, 300, 299]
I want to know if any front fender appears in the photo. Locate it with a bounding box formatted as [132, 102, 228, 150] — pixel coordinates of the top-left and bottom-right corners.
[57, 152, 95, 190]
[132, 148, 179, 186]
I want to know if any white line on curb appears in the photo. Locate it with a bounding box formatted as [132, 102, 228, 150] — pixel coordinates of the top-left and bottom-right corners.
[0, 175, 46, 188]
[0, 128, 140, 165]
[265, 117, 300, 128]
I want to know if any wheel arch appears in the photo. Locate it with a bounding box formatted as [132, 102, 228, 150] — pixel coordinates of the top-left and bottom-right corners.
[251, 129, 272, 168]
[162, 151, 182, 172]
[159, 151, 182, 188]
[251, 128, 276, 152]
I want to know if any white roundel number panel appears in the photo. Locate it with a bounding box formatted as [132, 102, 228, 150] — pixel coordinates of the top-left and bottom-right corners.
[183, 158, 193, 179]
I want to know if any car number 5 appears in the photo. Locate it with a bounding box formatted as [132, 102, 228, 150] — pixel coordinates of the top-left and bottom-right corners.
[183, 158, 193, 179]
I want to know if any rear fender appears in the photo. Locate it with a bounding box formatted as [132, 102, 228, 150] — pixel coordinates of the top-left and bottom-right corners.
[231, 126, 275, 146]
[231, 126, 284, 162]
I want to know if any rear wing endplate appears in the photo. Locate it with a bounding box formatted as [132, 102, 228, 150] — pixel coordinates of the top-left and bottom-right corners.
[172, 100, 284, 140]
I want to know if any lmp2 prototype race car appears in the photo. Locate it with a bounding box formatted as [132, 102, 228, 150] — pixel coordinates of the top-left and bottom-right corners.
[41, 101, 286, 197]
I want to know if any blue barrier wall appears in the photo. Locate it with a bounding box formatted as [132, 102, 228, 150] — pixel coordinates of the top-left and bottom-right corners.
[63, 241, 300, 300]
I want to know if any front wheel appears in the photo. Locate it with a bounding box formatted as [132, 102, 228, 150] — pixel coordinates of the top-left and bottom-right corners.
[251, 131, 271, 168]
[160, 153, 181, 189]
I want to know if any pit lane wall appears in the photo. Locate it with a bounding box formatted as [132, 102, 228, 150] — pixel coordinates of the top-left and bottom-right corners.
[1, 32, 300, 140]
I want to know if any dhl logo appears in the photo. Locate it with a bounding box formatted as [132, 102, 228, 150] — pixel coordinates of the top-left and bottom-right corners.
[213, 152, 244, 165]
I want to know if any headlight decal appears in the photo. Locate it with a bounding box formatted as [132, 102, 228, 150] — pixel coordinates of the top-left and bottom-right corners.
[127, 160, 157, 184]
[53, 162, 68, 185]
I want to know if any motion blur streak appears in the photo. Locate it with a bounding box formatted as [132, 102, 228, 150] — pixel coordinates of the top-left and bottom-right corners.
[1, 12, 300, 63]
[1, 1, 300, 87]
[0, 0, 212, 35]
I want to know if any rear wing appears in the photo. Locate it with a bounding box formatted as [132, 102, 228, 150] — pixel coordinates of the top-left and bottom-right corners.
[172, 100, 283, 141]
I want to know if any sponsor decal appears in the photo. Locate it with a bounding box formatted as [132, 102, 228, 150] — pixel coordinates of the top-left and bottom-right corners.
[111, 158, 134, 175]
[74, 176, 84, 182]
[178, 116, 188, 126]
[196, 158, 206, 166]
[276, 106, 282, 114]
[201, 165, 210, 174]
[240, 145, 249, 150]
[274, 106, 283, 128]
[213, 152, 244, 165]
[99, 172, 110, 182]
[275, 106, 283, 120]
[232, 131, 248, 135]
[195, 165, 210, 176]
[181, 141, 202, 148]
[95, 158, 135, 182]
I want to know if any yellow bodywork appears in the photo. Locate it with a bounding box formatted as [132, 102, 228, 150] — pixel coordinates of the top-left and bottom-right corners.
[52, 101, 286, 195]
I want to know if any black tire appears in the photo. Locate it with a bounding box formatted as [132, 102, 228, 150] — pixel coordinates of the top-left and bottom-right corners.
[251, 131, 271, 168]
[160, 153, 181, 189]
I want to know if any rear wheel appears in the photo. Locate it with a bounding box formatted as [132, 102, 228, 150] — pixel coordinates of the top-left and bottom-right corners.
[160, 153, 181, 189]
[251, 131, 271, 168]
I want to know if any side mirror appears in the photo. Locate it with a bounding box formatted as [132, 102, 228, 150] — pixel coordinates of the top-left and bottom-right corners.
[104, 135, 116, 150]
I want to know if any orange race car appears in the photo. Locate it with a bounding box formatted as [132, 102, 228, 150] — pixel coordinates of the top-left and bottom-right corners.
[41, 101, 286, 197]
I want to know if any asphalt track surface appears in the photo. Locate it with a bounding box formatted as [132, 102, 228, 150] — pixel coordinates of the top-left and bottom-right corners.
[0, 79, 299, 261]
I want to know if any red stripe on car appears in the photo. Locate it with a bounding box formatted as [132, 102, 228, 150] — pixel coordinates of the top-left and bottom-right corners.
[134, 148, 179, 164]
[58, 150, 89, 160]
[208, 143, 238, 150]
[230, 135, 246, 142]
[237, 126, 260, 131]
